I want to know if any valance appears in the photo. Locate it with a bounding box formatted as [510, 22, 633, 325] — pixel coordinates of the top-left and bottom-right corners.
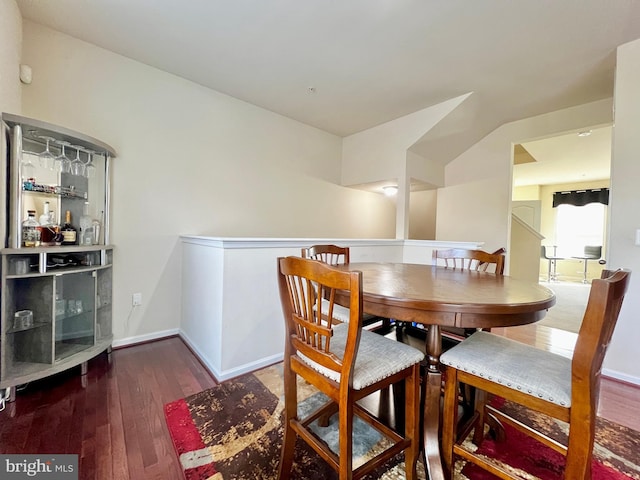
[552, 188, 609, 208]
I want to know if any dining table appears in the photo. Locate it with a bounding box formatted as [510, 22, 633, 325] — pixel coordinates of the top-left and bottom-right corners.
[335, 262, 556, 480]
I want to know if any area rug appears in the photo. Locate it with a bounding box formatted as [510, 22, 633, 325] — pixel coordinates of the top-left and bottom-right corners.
[164, 364, 640, 479]
[458, 398, 640, 480]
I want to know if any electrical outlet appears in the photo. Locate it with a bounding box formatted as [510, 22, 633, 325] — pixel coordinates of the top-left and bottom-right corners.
[132, 292, 142, 306]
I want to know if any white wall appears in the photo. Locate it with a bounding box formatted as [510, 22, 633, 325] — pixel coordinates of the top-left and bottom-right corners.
[341, 94, 468, 238]
[437, 94, 640, 383]
[19, 21, 395, 345]
[605, 38, 640, 383]
[0, 0, 21, 114]
[341, 94, 469, 188]
[180, 237, 481, 381]
[436, 99, 613, 255]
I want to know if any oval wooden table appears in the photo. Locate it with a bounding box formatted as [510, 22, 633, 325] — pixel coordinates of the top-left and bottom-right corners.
[336, 263, 556, 480]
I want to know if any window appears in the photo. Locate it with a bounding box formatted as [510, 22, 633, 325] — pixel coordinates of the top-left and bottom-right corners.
[555, 203, 606, 257]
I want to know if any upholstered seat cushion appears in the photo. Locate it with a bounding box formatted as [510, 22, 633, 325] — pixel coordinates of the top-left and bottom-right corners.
[440, 331, 572, 407]
[318, 298, 351, 323]
[317, 298, 379, 325]
[298, 323, 424, 390]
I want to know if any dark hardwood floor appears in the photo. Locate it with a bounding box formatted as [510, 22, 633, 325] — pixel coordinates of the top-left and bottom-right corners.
[1, 327, 638, 479]
[0, 337, 216, 480]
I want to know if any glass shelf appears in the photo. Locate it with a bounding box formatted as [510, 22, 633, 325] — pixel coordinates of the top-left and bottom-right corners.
[23, 183, 87, 200]
[6, 321, 48, 335]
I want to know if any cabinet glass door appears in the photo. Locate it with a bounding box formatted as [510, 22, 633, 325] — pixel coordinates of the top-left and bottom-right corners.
[2, 276, 54, 379]
[96, 268, 112, 342]
[54, 271, 95, 361]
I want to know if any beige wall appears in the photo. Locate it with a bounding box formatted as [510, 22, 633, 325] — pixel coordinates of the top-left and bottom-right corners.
[0, 0, 21, 114]
[606, 38, 640, 382]
[341, 96, 465, 238]
[512, 185, 540, 201]
[409, 190, 437, 239]
[19, 21, 395, 343]
[5, 12, 640, 382]
[438, 88, 640, 382]
[437, 99, 612, 259]
[509, 215, 543, 282]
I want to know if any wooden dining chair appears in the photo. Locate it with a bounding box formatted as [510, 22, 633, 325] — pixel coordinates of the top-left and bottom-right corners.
[441, 268, 631, 480]
[434, 248, 506, 342]
[302, 244, 350, 265]
[397, 248, 506, 345]
[432, 248, 505, 274]
[302, 244, 390, 330]
[277, 256, 424, 480]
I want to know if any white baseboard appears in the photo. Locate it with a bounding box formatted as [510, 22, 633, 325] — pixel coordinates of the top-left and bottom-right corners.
[602, 367, 640, 386]
[112, 328, 180, 348]
[179, 330, 283, 382]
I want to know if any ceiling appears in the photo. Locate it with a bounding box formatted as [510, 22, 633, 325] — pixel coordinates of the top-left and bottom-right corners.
[514, 126, 612, 187]
[15, 0, 639, 176]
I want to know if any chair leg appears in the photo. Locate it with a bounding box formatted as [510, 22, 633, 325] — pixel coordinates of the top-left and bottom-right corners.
[318, 402, 339, 427]
[278, 366, 298, 480]
[339, 395, 354, 480]
[471, 389, 488, 445]
[403, 364, 419, 480]
[582, 259, 589, 283]
[442, 368, 459, 480]
[565, 410, 596, 480]
[392, 380, 405, 434]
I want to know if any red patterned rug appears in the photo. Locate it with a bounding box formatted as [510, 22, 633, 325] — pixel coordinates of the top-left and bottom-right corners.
[164, 364, 640, 479]
[459, 398, 640, 480]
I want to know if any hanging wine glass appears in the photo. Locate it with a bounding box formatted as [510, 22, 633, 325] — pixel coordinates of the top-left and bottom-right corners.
[21, 154, 36, 180]
[83, 150, 97, 178]
[39, 136, 56, 170]
[54, 141, 72, 173]
[70, 146, 85, 176]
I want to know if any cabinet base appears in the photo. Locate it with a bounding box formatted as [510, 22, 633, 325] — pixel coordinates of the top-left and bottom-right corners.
[0, 339, 113, 394]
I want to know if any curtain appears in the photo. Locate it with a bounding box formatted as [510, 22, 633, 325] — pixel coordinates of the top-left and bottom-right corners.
[552, 188, 609, 208]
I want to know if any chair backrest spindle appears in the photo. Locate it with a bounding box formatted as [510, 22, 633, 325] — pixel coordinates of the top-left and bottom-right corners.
[302, 244, 350, 265]
[433, 248, 505, 274]
[278, 256, 362, 375]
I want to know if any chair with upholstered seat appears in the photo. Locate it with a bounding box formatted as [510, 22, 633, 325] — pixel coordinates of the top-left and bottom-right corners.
[277, 256, 423, 480]
[441, 268, 631, 480]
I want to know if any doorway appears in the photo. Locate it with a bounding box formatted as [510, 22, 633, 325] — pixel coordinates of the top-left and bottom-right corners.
[512, 125, 611, 283]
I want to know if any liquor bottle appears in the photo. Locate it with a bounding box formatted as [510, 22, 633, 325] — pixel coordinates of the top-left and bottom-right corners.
[22, 210, 41, 247]
[39, 201, 51, 226]
[39, 201, 60, 246]
[61, 210, 78, 245]
[79, 202, 93, 245]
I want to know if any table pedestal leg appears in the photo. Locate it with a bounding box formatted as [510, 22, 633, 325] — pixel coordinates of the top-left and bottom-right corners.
[423, 325, 445, 480]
